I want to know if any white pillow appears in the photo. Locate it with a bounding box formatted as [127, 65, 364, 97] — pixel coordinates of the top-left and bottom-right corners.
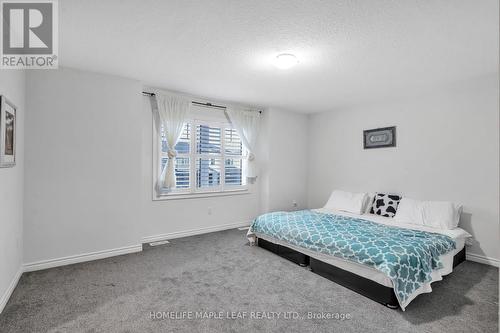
[324, 190, 368, 214]
[363, 192, 376, 214]
[394, 198, 424, 224]
[422, 201, 463, 230]
[395, 197, 462, 230]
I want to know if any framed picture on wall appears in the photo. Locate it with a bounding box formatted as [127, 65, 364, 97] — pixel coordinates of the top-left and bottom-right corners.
[0, 96, 17, 167]
[363, 126, 396, 149]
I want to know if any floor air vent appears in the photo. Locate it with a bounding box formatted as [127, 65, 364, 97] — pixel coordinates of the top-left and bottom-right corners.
[149, 240, 170, 246]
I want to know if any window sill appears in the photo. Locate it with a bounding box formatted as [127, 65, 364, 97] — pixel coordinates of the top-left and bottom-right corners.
[153, 188, 250, 201]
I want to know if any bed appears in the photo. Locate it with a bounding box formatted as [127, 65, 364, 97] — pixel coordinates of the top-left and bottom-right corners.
[247, 208, 470, 310]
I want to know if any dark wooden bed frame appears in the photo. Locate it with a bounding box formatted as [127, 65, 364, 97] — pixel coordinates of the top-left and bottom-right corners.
[257, 237, 466, 309]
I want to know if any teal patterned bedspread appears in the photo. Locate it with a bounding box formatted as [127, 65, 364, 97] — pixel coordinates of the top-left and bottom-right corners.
[250, 210, 456, 308]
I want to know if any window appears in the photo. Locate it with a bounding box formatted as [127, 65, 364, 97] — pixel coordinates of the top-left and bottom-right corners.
[157, 118, 247, 197]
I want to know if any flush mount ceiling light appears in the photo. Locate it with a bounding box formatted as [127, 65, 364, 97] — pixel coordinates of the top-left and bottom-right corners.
[273, 53, 299, 70]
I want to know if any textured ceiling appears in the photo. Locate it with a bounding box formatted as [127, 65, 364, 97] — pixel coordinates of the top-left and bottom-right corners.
[60, 0, 498, 113]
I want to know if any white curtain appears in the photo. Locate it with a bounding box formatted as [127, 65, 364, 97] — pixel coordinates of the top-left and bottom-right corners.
[155, 93, 191, 191]
[226, 107, 261, 179]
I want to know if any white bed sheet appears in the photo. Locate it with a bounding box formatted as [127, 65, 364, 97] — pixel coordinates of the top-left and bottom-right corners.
[251, 209, 471, 310]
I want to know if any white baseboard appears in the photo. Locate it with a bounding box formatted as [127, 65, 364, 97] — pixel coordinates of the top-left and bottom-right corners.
[0, 267, 22, 314]
[141, 220, 251, 244]
[466, 253, 500, 267]
[23, 222, 252, 273]
[23, 244, 143, 272]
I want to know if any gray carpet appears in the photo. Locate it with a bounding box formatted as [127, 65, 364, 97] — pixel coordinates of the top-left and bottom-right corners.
[0, 229, 498, 333]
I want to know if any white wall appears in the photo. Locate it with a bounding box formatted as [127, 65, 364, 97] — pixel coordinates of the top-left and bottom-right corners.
[24, 68, 143, 263]
[307, 74, 499, 261]
[0, 70, 25, 310]
[24, 67, 308, 264]
[259, 108, 309, 213]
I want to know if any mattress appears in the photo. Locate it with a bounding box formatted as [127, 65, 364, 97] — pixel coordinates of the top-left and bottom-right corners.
[251, 209, 470, 308]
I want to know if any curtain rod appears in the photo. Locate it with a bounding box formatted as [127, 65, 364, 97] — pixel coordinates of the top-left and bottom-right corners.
[142, 91, 262, 113]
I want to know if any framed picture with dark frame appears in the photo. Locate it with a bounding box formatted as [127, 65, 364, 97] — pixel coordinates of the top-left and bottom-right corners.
[0, 96, 17, 167]
[363, 126, 396, 149]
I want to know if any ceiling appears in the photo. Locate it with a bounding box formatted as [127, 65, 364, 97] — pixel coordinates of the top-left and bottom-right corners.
[60, 0, 498, 113]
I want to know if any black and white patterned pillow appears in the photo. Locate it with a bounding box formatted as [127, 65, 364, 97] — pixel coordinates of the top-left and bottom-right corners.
[370, 193, 401, 218]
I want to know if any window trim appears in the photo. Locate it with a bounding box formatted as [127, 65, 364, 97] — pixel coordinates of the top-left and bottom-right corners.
[152, 118, 249, 201]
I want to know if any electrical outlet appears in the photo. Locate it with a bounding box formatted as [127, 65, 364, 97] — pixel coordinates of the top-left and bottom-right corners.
[208, 207, 212, 215]
[292, 200, 298, 208]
